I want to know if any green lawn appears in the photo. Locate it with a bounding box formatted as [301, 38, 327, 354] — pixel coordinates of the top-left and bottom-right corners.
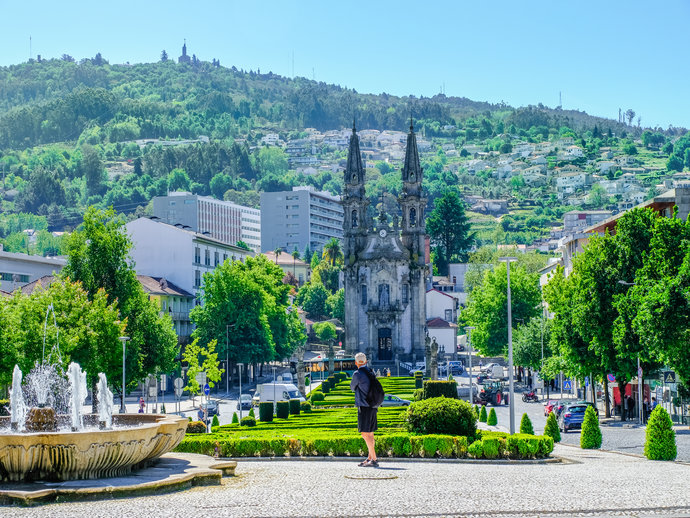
[314, 376, 417, 406]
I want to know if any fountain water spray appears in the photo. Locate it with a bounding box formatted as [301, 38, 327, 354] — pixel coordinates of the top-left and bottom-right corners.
[9, 365, 26, 431]
[68, 362, 87, 431]
[97, 373, 114, 429]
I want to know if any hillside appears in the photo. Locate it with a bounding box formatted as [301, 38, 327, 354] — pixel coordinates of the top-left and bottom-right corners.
[0, 55, 689, 257]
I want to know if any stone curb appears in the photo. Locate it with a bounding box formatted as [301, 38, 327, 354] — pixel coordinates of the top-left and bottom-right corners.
[220, 455, 569, 465]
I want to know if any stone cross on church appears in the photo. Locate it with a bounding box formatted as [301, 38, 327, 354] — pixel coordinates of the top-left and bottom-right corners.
[342, 121, 427, 364]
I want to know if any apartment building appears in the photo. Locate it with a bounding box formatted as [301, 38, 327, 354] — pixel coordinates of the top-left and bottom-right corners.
[153, 192, 261, 253]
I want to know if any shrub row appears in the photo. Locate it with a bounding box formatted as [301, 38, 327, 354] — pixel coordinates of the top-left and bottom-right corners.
[176, 432, 551, 459]
[422, 380, 458, 400]
[467, 434, 553, 459]
[406, 397, 476, 437]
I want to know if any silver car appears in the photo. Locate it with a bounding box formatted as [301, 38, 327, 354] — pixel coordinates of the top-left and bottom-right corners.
[381, 394, 411, 406]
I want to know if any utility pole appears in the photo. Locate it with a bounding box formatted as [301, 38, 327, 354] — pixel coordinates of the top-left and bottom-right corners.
[500, 257, 518, 434]
[464, 326, 476, 405]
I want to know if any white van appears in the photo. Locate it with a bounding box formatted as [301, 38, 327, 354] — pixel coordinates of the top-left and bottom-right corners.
[254, 383, 305, 406]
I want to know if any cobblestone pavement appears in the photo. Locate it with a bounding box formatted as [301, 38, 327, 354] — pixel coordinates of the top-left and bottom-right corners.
[6, 445, 690, 517]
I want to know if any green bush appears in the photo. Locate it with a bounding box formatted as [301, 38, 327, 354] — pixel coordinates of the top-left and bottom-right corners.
[241, 416, 256, 427]
[259, 402, 274, 422]
[413, 389, 424, 401]
[406, 397, 476, 437]
[188, 416, 193, 422]
[422, 380, 458, 400]
[415, 378, 423, 389]
[580, 406, 602, 449]
[544, 411, 561, 443]
[519, 413, 534, 435]
[468, 434, 553, 459]
[473, 405, 479, 419]
[644, 406, 676, 460]
[289, 398, 301, 415]
[487, 408, 497, 426]
[248, 408, 255, 418]
[310, 391, 325, 402]
[232, 412, 239, 424]
[321, 381, 330, 393]
[186, 420, 207, 434]
[300, 401, 312, 413]
[479, 405, 488, 423]
[211, 414, 220, 428]
[335, 372, 348, 383]
[276, 401, 290, 419]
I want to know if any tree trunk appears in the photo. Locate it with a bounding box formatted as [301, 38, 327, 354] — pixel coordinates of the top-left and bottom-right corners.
[618, 380, 627, 421]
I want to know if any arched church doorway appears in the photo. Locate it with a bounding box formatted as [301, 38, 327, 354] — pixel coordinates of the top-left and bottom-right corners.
[378, 328, 392, 361]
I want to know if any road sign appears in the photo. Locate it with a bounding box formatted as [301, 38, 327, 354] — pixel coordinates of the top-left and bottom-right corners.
[160, 375, 167, 391]
[607, 374, 616, 383]
[203, 383, 211, 396]
[638, 367, 643, 377]
[585, 376, 589, 387]
[195, 371, 207, 386]
[174, 387, 183, 398]
[663, 371, 676, 383]
[173, 377, 184, 389]
[563, 380, 572, 390]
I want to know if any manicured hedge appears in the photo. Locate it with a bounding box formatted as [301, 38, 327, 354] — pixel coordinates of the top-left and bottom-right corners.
[310, 391, 325, 402]
[276, 401, 290, 419]
[176, 432, 550, 459]
[407, 397, 476, 437]
[422, 380, 458, 400]
[186, 420, 207, 434]
[289, 398, 301, 415]
[300, 401, 312, 413]
[259, 402, 274, 422]
[544, 411, 560, 442]
[241, 416, 256, 427]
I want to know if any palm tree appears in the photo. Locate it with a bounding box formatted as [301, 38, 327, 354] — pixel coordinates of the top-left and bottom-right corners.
[273, 247, 283, 264]
[292, 249, 300, 277]
[322, 238, 343, 267]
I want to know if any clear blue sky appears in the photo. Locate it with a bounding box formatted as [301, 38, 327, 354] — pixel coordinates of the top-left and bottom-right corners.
[2, 1, 688, 129]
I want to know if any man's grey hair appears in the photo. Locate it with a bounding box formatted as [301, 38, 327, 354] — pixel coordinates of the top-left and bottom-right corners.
[355, 352, 367, 363]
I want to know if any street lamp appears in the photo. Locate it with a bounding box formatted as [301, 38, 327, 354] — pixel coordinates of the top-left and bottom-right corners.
[119, 336, 130, 413]
[464, 326, 476, 405]
[237, 363, 244, 421]
[500, 257, 518, 434]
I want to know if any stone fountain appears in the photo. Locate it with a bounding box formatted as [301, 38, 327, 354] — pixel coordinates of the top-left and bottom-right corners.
[0, 362, 187, 482]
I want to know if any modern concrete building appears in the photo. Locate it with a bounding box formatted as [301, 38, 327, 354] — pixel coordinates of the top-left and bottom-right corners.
[563, 210, 613, 233]
[260, 186, 343, 254]
[125, 217, 253, 300]
[153, 192, 261, 253]
[0, 249, 66, 292]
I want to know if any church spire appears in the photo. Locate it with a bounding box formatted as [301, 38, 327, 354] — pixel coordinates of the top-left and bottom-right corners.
[345, 121, 364, 185]
[402, 120, 422, 183]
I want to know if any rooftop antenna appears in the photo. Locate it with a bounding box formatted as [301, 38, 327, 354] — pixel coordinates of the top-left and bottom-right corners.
[29, 35, 32, 60]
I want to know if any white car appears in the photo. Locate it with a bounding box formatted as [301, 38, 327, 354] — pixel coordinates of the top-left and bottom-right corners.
[481, 362, 500, 373]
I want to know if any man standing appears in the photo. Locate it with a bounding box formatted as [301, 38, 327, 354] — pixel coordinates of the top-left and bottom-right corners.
[350, 352, 378, 467]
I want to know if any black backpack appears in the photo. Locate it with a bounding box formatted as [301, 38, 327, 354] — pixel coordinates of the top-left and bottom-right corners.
[363, 368, 385, 408]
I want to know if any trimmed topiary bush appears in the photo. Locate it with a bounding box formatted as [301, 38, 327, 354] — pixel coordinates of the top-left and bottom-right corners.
[544, 411, 561, 443]
[644, 406, 676, 460]
[186, 420, 207, 433]
[413, 389, 424, 401]
[406, 397, 476, 437]
[580, 405, 602, 449]
[310, 391, 325, 402]
[300, 401, 312, 413]
[211, 414, 220, 428]
[422, 380, 458, 400]
[479, 405, 488, 423]
[240, 416, 256, 427]
[473, 405, 479, 419]
[487, 408, 497, 426]
[519, 413, 534, 435]
[259, 402, 274, 422]
[335, 372, 348, 383]
[321, 381, 330, 393]
[289, 398, 301, 415]
[276, 401, 290, 419]
[248, 407, 255, 418]
[232, 412, 239, 424]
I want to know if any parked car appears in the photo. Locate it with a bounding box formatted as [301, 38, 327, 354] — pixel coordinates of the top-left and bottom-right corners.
[480, 362, 500, 373]
[544, 399, 559, 416]
[237, 394, 252, 411]
[573, 400, 599, 415]
[558, 404, 588, 433]
[381, 394, 411, 407]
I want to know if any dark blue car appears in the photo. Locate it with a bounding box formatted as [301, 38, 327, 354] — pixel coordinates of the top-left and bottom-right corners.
[558, 404, 588, 433]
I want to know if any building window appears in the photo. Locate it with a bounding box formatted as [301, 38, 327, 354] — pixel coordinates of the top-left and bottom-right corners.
[445, 309, 453, 322]
[410, 208, 417, 227]
[205, 249, 210, 266]
[194, 247, 201, 264]
[214, 251, 219, 266]
[223, 253, 228, 262]
[361, 284, 367, 306]
[402, 284, 409, 304]
[194, 270, 201, 288]
[378, 284, 390, 307]
[352, 209, 358, 228]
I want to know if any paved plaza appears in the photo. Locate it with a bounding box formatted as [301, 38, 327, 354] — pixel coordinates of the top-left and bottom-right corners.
[5, 444, 690, 517]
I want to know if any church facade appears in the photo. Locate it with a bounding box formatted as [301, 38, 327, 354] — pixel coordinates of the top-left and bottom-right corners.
[343, 122, 427, 364]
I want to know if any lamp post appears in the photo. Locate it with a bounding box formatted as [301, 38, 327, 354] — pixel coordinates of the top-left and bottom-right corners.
[500, 257, 518, 434]
[238, 363, 244, 421]
[464, 326, 475, 405]
[119, 336, 130, 413]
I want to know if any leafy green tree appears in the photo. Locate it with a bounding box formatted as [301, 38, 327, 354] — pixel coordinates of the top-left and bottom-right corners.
[426, 189, 473, 275]
[255, 147, 288, 177]
[513, 317, 552, 371]
[461, 263, 541, 356]
[588, 183, 609, 209]
[297, 282, 330, 319]
[183, 338, 224, 397]
[327, 288, 345, 321]
[167, 168, 191, 191]
[322, 238, 343, 267]
[80, 145, 107, 196]
[61, 207, 178, 387]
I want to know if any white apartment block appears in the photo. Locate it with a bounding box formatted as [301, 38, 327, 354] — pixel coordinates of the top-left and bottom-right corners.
[126, 218, 254, 299]
[0, 249, 66, 292]
[153, 192, 261, 253]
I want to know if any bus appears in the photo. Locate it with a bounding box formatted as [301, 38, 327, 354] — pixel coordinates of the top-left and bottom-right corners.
[290, 356, 357, 379]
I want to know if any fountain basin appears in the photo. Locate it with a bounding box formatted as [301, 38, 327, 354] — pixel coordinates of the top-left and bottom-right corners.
[0, 414, 187, 482]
